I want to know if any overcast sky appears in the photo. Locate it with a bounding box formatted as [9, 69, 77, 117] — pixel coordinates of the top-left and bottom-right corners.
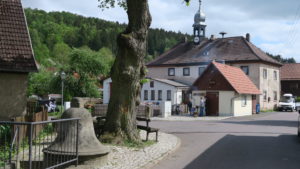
[23, 0, 300, 62]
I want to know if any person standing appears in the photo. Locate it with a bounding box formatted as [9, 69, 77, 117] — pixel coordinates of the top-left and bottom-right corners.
[187, 100, 193, 116]
[205, 95, 209, 116]
[199, 97, 205, 117]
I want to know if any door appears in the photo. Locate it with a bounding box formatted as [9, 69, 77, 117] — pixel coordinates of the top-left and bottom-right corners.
[206, 92, 219, 116]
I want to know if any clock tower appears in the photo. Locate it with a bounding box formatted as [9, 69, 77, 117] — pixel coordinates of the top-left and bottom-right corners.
[193, 0, 206, 45]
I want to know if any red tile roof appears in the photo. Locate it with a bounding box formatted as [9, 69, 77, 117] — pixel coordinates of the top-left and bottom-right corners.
[280, 63, 300, 80]
[212, 61, 261, 95]
[0, 0, 37, 72]
[147, 37, 281, 67]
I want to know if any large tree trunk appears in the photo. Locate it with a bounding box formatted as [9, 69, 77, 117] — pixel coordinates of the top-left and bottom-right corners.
[102, 0, 152, 143]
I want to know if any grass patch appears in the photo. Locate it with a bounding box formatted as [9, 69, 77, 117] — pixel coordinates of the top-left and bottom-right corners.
[259, 109, 275, 113]
[48, 105, 63, 117]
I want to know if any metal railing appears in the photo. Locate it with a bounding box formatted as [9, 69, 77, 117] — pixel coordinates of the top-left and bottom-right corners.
[0, 118, 80, 169]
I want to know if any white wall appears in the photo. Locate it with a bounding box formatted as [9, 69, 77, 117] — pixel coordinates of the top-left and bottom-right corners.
[104, 78, 183, 106]
[191, 90, 206, 107]
[103, 78, 112, 104]
[147, 65, 207, 85]
[141, 80, 181, 105]
[230, 63, 280, 111]
[233, 95, 252, 116]
[191, 90, 253, 117]
[219, 91, 235, 116]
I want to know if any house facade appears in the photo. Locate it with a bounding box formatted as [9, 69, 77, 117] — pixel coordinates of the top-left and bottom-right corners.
[146, 1, 281, 111]
[280, 63, 300, 97]
[192, 62, 261, 116]
[140, 78, 189, 105]
[0, 0, 38, 120]
[103, 78, 189, 106]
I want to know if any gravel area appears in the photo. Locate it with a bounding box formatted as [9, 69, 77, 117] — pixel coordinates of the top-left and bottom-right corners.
[70, 130, 180, 169]
[151, 115, 231, 121]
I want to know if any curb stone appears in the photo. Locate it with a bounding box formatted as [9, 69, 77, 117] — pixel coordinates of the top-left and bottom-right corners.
[142, 135, 181, 169]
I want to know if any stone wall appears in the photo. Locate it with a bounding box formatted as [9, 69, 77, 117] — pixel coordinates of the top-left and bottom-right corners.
[0, 72, 28, 120]
[71, 97, 102, 108]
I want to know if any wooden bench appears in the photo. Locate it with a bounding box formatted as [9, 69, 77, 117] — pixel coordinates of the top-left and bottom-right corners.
[94, 116, 159, 141]
[136, 117, 159, 142]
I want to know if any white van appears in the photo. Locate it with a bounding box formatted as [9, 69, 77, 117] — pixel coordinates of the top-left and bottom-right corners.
[278, 93, 296, 111]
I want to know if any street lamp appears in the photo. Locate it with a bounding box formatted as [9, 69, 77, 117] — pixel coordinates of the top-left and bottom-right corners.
[60, 71, 66, 114]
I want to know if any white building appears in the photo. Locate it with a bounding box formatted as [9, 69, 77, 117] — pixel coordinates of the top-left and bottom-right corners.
[103, 78, 189, 106]
[192, 61, 261, 116]
[146, 0, 281, 111]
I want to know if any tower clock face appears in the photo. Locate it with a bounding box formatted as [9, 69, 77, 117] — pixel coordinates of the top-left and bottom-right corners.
[194, 36, 200, 44]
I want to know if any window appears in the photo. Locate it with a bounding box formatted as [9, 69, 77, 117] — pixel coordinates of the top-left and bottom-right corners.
[183, 68, 190, 76]
[167, 90, 171, 101]
[144, 90, 148, 100]
[241, 66, 249, 75]
[263, 90, 267, 101]
[150, 81, 154, 88]
[158, 90, 162, 100]
[273, 91, 277, 101]
[263, 69, 267, 79]
[168, 68, 175, 76]
[241, 95, 247, 107]
[151, 90, 155, 100]
[199, 67, 206, 76]
[274, 71, 277, 80]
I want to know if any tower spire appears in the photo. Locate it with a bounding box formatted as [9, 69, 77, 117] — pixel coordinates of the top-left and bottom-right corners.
[193, 0, 206, 45]
[199, 0, 202, 12]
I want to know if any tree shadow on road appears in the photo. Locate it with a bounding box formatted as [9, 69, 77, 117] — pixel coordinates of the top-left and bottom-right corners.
[184, 134, 300, 169]
[219, 120, 298, 128]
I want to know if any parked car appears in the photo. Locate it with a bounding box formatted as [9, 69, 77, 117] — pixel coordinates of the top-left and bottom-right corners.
[278, 93, 296, 111]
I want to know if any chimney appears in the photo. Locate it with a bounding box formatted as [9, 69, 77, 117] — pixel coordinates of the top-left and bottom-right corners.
[246, 33, 250, 42]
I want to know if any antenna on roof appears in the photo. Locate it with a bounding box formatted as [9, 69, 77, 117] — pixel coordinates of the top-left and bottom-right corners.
[219, 31, 227, 38]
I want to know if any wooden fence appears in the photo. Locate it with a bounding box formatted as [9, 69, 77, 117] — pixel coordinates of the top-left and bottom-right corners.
[10, 102, 48, 144]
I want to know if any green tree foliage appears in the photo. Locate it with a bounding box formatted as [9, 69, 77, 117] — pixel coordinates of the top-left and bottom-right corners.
[51, 48, 114, 100]
[25, 8, 188, 64]
[25, 8, 188, 99]
[27, 67, 55, 96]
[266, 53, 296, 64]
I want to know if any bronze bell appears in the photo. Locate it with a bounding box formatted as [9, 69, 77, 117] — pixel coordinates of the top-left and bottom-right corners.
[44, 108, 109, 167]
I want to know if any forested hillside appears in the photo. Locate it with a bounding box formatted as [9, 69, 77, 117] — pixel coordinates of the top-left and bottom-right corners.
[25, 8, 189, 66]
[25, 8, 189, 99]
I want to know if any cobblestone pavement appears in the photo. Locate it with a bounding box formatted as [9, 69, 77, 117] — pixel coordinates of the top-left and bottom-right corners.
[151, 112, 300, 169]
[68, 130, 180, 169]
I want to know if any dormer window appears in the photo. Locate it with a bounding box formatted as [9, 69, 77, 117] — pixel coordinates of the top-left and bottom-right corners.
[150, 81, 154, 88]
[168, 68, 175, 76]
[183, 68, 190, 76]
[203, 51, 209, 56]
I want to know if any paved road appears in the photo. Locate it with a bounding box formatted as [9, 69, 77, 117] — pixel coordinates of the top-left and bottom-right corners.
[151, 112, 300, 169]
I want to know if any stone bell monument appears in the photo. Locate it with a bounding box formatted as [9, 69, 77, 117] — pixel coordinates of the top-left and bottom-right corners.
[44, 108, 109, 167]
